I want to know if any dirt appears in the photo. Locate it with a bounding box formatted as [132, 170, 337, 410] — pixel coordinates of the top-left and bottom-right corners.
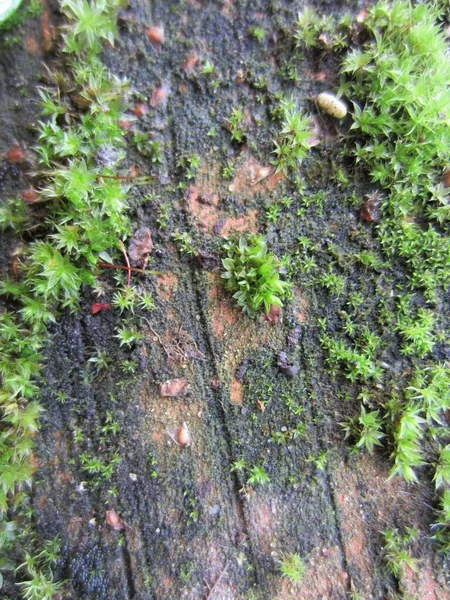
[1, 1, 450, 599]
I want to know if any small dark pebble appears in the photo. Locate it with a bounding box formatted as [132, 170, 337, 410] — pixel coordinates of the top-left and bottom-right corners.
[287, 326, 302, 346]
[198, 193, 213, 205]
[214, 219, 226, 235]
[196, 249, 219, 270]
[277, 351, 299, 378]
[235, 360, 248, 381]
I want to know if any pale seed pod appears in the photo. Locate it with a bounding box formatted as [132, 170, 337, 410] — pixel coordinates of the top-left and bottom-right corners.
[316, 92, 347, 119]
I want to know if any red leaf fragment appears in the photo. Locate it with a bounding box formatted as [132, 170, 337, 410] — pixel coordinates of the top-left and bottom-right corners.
[91, 303, 111, 315]
[128, 227, 154, 268]
[106, 509, 125, 530]
[159, 378, 189, 397]
[146, 26, 165, 47]
[4, 146, 27, 164]
[132, 103, 149, 118]
[21, 189, 40, 203]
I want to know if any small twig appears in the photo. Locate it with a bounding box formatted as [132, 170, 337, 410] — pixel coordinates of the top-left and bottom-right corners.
[97, 174, 153, 185]
[97, 262, 163, 275]
[205, 561, 228, 600]
[118, 239, 131, 288]
[166, 431, 180, 446]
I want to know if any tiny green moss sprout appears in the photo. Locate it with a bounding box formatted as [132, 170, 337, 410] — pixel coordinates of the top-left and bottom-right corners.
[272, 98, 312, 175]
[383, 527, 419, 578]
[249, 26, 265, 42]
[221, 236, 291, 316]
[61, 0, 122, 54]
[294, 7, 350, 52]
[341, 406, 385, 454]
[433, 445, 450, 490]
[277, 552, 305, 583]
[226, 108, 246, 143]
[173, 230, 196, 256]
[247, 465, 270, 486]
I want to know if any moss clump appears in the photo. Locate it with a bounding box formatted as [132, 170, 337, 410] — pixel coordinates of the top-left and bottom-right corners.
[221, 236, 291, 316]
[340, 0, 450, 301]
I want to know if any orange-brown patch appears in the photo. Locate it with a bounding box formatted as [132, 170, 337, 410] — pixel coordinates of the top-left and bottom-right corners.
[229, 155, 284, 195]
[333, 461, 374, 598]
[210, 296, 240, 339]
[156, 273, 178, 301]
[400, 559, 450, 600]
[218, 209, 259, 238]
[248, 497, 280, 553]
[41, 11, 55, 52]
[186, 184, 221, 233]
[25, 35, 40, 55]
[292, 287, 309, 323]
[230, 378, 243, 404]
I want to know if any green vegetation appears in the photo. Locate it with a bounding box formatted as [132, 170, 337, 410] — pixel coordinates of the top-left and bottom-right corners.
[341, 0, 450, 302]
[0, 0, 137, 593]
[0, 0, 128, 511]
[272, 97, 312, 175]
[341, 406, 385, 454]
[226, 108, 245, 143]
[294, 7, 350, 52]
[221, 236, 291, 316]
[383, 527, 419, 578]
[310, 0, 450, 546]
[277, 552, 305, 583]
[247, 465, 270, 487]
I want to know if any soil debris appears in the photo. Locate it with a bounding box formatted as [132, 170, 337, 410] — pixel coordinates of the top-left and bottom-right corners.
[159, 378, 189, 397]
[128, 227, 154, 267]
[146, 25, 164, 47]
[106, 509, 125, 531]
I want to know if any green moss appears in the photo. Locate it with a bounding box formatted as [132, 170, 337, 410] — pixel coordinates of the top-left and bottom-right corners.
[221, 235, 291, 315]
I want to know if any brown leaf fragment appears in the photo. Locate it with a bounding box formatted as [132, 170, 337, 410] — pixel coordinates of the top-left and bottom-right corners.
[106, 509, 125, 530]
[360, 192, 382, 223]
[21, 189, 40, 203]
[183, 53, 198, 72]
[263, 305, 282, 326]
[146, 26, 165, 47]
[150, 84, 169, 108]
[128, 227, 153, 268]
[159, 378, 189, 397]
[132, 103, 149, 118]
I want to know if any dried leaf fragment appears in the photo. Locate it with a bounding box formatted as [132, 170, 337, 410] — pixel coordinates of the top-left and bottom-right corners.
[106, 509, 125, 530]
[159, 378, 189, 397]
[146, 25, 164, 47]
[128, 227, 153, 268]
[91, 302, 111, 315]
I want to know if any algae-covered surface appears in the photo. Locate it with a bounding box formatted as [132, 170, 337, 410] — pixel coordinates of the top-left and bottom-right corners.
[1, 0, 450, 599]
